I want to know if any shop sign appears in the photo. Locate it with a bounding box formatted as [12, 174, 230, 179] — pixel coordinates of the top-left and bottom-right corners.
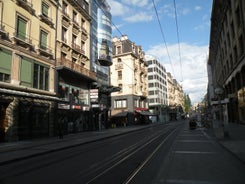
[72, 105, 81, 109]
[90, 89, 98, 103]
[58, 103, 70, 109]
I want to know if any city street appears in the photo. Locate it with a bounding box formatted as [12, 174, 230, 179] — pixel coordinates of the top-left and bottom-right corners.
[0, 121, 245, 184]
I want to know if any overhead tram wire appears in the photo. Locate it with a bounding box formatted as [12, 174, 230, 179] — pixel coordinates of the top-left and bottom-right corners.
[151, 0, 175, 78]
[173, 0, 183, 82]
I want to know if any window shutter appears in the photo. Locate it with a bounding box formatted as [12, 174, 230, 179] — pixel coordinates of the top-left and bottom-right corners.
[17, 17, 27, 40]
[20, 57, 32, 87]
[40, 30, 47, 49]
[0, 49, 12, 74]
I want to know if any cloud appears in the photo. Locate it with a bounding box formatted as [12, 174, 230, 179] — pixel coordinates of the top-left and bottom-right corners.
[146, 43, 208, 104]
[195, 6, 201, 11]
[107, 0, 130, 16]
[122, 0, 149, 7]
[123, 12, 153, 23]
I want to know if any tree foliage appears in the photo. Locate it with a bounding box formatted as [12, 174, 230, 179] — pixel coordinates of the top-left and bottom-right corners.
[184, 93, 191, 113]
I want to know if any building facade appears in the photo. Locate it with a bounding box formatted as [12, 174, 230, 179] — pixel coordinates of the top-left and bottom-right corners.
[90, 0, 115, 129]
[110, 35, 149, 125]
[208, 0, 245, 124]
[146, 55, 168, 123]
[55, 0, 97, 133]
[167, 73, 184, 120]
[0, 0, 58, 141]
[0, 0, 101, 142]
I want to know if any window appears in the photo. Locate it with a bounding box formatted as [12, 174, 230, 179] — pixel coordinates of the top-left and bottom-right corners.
[62, 1, 68, 14]
[81, 18, 85, 28]
[73, 11, 77, 23]
[40, 30, 48, 49]
[42, 1, 49, 17]
[0, 48, 12, 83]
[72, 34, 77, 45]
[17, 16, 27, 40]
[20, 57, 49, 90]
[117, 46, 122, 54]
[118, 70, 122, 80]
[114, 99, 127, 108]
[62, 27, 67, 42]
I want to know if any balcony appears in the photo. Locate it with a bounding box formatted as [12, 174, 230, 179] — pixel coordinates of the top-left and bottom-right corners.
[57, 58, 96, 81]
[59, 39, 71, 52]
[16, 0, 35, 14]
[72, 43, 85, 55]
[39, 14, 54, 28]
[0, 25, 8, 38]
[36, 45, 53, 59]
[12, 32, 33, 49]
[62, 10, 71, 27]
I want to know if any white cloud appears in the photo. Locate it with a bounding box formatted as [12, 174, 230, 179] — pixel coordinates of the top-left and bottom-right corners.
[123, 12, 153, 23]
[146, 43, 208, 104]
[195, 6, 201, 11]
[107, 0, 130, 16]
[122, 0, 149, 7]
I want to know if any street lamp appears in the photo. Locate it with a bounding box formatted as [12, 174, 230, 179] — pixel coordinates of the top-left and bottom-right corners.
[214, 86, 228, 138]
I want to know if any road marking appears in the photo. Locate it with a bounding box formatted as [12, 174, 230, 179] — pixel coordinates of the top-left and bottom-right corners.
[172, 151, 217, 154]
[164, 179, 215, 184]
[176, 140, 210, 143]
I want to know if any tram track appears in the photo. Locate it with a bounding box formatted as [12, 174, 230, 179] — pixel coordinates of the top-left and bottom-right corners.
[84, 123, 182, 184]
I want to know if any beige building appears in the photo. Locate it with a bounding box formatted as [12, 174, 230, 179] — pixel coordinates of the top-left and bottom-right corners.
[167, 73, 184, 120]
[110, 36, 149, 125]
[55, 0, 97, 132]
[0, 0, 96, 141]
[0, 0, 58, 141]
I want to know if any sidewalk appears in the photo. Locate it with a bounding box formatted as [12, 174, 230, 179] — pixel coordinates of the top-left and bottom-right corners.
[214, 123, 245, 163]
[0, 125, 152, 165]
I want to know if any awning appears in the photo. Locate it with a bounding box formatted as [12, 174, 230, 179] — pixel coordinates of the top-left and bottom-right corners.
[112, 111, 128, 117]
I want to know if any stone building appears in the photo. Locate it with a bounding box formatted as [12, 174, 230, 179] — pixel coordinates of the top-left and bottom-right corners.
[208, 0, 245, 124]
[110, 35, 149, 125]
[167, 73, 184, 120]
[0, 0, 58, 141]
[55, 0, 97, 133]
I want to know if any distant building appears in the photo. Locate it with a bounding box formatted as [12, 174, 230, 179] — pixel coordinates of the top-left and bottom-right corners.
[110, 35, 149, 125]
[146, 55, 168, 123]
[167, 73, 184, 120]
[208, 0, 245, 124]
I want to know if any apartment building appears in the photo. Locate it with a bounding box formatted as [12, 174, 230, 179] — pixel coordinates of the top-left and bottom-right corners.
[146, 55, 168, 123]
[167, 73, 184, 120]
[55, 0, 97, 132]
[0, 0, 58, 141]
[208, 0, 245, 124]
[110, 35, 149, 125]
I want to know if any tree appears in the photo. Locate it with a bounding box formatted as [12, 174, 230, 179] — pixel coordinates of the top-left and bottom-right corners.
[184, 93, 191, 113]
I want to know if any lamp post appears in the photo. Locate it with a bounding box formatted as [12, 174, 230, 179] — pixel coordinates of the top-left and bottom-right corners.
[214, 86, 227, 138]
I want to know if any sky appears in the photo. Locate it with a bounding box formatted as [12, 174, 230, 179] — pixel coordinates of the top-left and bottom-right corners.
[107, 0, 213, 104]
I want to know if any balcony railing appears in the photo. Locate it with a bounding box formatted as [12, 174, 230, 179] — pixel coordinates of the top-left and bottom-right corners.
[57, 58, 96, 80]
[72, 43, 85, 55]
[16, 0, 35, 14]
[12, 32, 33, 49]
[36, 45, 53, 59]
[39, 14, 54, 28]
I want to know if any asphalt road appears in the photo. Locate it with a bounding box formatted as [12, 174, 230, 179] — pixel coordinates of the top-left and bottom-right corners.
[0, 121, 245, 184]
